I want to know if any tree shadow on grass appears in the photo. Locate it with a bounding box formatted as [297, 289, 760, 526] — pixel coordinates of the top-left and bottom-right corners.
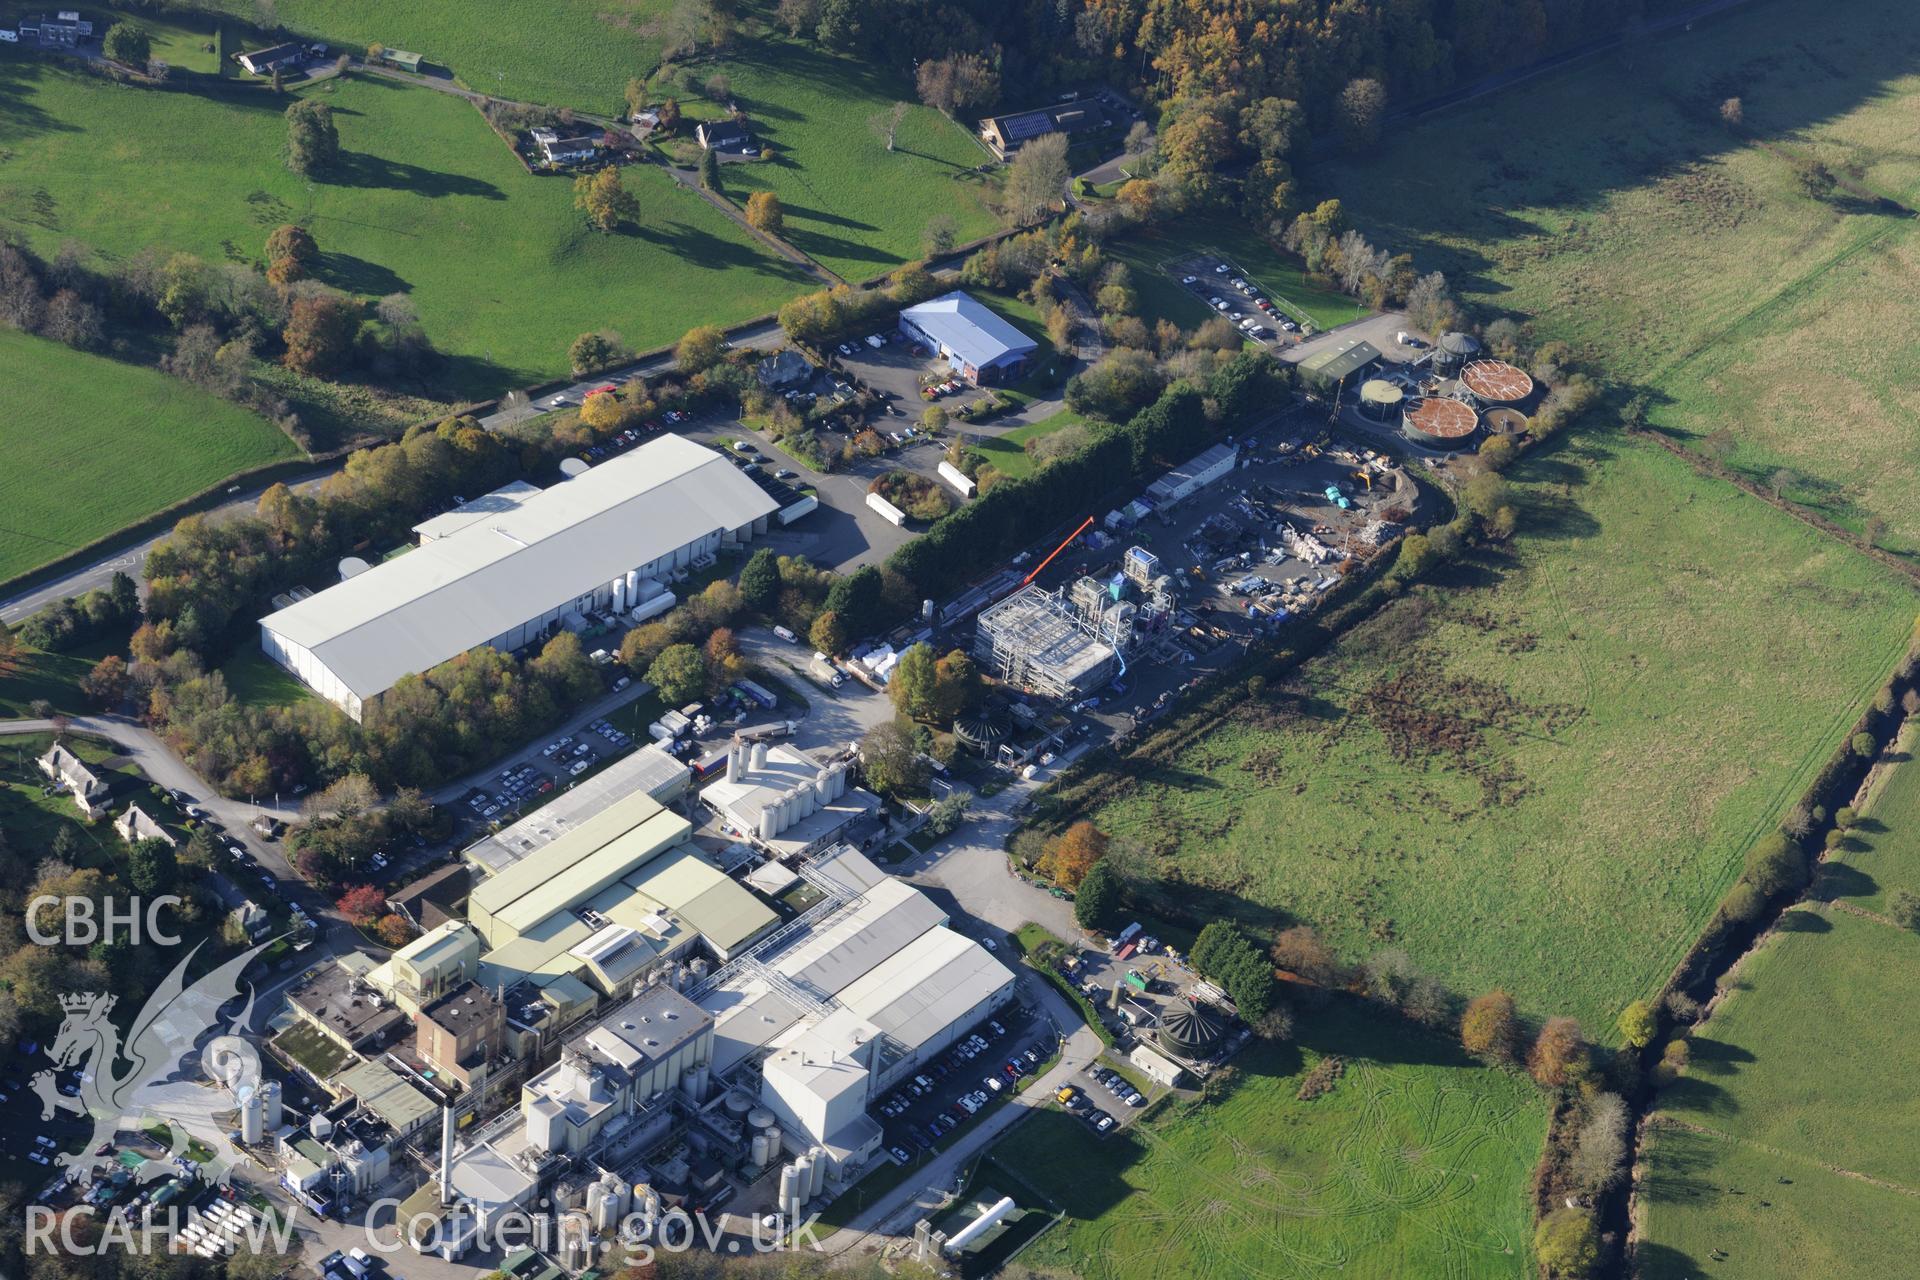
[628, 219, 816, 284]
[316, 251, 407, 297]
[1773, 906, 1832, 933]
[1814, 861, 1876, 902]
[322, 150, 506, 200]
[785, 226, 897, 269]
[772, 199, 878, 233]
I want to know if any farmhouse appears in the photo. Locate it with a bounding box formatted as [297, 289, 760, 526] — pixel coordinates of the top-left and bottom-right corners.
[258, 435, 777, 720]
[114, 803, 175, 849]
[529, 126, 600, 168]
[233, 43, 305, 76]
[695, 120, 753, 154]
[37, 743, 109, 818]
[899, 292, 1039, 386]
[17, 11, 94, 48]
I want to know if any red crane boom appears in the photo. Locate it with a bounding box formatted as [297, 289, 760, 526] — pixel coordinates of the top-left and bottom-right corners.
[1022, 516, 1094, 586]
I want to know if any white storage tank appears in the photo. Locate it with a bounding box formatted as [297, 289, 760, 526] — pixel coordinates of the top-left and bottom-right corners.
[238, 1087, 264, 1144]
[260, 1080, 282, 1130]
[793, 1154, 813, 1203]
[612, 577, 628, 612]
[807, 1145, 827, 1197]
[750, 1130, 775, 1167]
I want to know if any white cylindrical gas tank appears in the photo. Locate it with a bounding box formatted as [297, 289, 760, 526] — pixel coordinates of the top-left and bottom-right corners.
[758, 807, 777, 840]
[750, 742, 768, 770]
[748, 1131, 769, 1167]
[793, 1155, 813, 1202]
[625, 569, 640, 598]
[260, 1081, 282, 1130]
[613, 578, 627, 611]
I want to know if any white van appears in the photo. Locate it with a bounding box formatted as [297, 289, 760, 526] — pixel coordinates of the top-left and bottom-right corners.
[772, 625, 797, 643]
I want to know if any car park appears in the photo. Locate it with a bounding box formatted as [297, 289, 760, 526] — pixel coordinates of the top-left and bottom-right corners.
[889, 1145, 911, 1163]
[1089, 1110, 1116, 1133]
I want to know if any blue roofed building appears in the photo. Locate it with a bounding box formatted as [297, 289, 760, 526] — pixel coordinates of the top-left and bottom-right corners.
[898, 292, 1040, 386]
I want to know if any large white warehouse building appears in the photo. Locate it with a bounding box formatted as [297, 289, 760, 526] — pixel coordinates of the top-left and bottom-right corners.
[258, 436, 777, 719]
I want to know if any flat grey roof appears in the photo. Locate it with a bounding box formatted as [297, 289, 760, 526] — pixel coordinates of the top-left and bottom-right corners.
[261, 436, 777, 699]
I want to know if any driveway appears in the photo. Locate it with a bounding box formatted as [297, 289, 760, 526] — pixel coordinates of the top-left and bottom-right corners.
[1274, 311, 1422, 367]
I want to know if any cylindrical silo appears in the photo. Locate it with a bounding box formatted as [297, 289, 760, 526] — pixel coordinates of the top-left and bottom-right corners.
[792, 1155, 812, 1204]
[758, 807, 777, 840]
[260, 1080, 282, 1130]
[807, 1146, 828, 1197]
[238, 1087, 264, 1144]
[625, 569, 640, 599]
[778, 1163, 798, 1205]
[750, 741, 769, 770]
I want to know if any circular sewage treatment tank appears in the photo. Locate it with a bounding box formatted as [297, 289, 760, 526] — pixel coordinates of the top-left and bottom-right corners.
[1459, 359, 1534, 405]
[1402, 396, 1479, 448]
[1482, 406, 1528, 437]
[1156, 999, 1227, 1060]
[1357, 379, 1404, 421]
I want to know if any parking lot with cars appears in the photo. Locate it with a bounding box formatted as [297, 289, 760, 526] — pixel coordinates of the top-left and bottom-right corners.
[1170, 255, 1303, 346]
[875, 1003, 1057, 1162]
[460, 715, 634, 825]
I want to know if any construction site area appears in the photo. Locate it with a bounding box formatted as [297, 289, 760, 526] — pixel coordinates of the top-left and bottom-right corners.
[953, 425, 1427, 735]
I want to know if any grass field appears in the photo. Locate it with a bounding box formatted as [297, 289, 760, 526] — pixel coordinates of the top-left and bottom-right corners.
[1317, 0, 1920, 550]
[0, 329, 301, 583]
[1831, 721, 1920, 912]
[220, 647, 316, 708]
[0, 632, 124, 719]
[196, 4, 1000, 281]
[972, 410, 1088, 480]
[1637, 896, 1920, 1278]
[998, 999, 1545, 1279]
[705, 35, 1001, 281]
[1080, 436, 1915, 1029]
[0, 61, 813, 395]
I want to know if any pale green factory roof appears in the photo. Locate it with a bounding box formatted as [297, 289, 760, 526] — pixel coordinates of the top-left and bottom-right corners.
[468, 792, 688, 943]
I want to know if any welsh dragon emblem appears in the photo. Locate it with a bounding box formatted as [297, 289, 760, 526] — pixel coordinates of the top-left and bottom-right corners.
[34, 939, 276, 1187]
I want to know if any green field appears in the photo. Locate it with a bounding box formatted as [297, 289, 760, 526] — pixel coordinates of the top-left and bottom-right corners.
[1318, 0, 1920, 550]
[0, 61, 813, 394]
[999, 1000, 1545, 1279]
[1829, 719, 1920, 914]
[0, 329, 301, 583]
[972, 409, 1088, 479]
[202, 3, 1001, 283]
[207, 0, 671, 109]
[1077, 437, 1915, 1029]
[707, 35, 1001, 281]
[1637, 897, 1920, 1278]
[1639, 715, 1920, 1279]
[220, 647, 316, 708]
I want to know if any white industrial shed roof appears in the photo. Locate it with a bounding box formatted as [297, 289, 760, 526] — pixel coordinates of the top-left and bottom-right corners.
[837, 928, 1014, 1059]
[899, 292, 1038, 371]
[260, 436, 776, 700]
[771, 878, 947, 1000]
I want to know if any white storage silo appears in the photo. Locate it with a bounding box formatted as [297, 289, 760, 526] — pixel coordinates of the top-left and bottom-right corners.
[793, 1154, 813, 1203]
[807, 1146, 828, 1197]
[625, 569, 640, 600]
[260, 1080, 282, 1130]
[750, 741, 768, 770]
[238, 1087, 264, 1144]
